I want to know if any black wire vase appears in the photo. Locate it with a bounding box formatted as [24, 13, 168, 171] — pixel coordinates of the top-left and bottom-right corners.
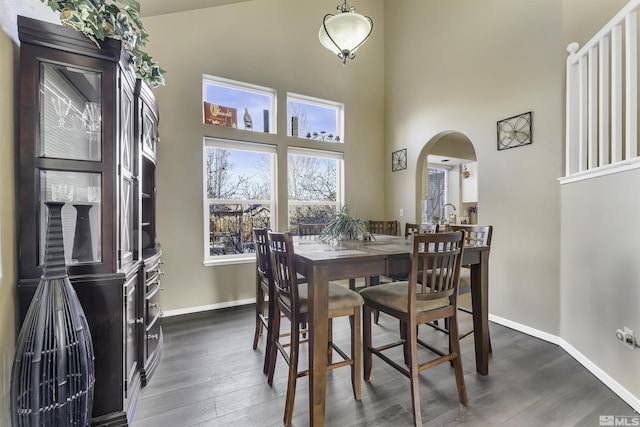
[11, 201, 95, 427]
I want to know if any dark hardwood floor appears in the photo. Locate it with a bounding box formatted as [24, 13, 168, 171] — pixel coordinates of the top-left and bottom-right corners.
[131, 303, 638, 427]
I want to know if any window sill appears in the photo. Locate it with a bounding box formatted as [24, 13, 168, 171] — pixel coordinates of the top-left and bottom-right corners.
[203, 256, 254, 267]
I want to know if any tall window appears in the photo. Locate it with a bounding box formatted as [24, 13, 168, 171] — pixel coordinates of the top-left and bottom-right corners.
[203, 138, 275, 264]
[424, 168, 447, 223]
[288, 148, 344, 232]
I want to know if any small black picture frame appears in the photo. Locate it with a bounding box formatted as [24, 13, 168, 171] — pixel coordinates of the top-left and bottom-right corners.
[497, 111, 532, 151]
[392, 148, 407, 172]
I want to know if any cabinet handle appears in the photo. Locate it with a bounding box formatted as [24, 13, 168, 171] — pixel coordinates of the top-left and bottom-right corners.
[147, 334, 159, 340]
[129, 317, 144, 325]
[149, 303, 159, 308]
[157, 269, 165, 276]
[160, 287, 165, 291]
[159, 260, 165, 265]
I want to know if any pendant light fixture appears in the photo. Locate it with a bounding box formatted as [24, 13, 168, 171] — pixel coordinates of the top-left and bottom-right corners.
[319, 1, 373, 65]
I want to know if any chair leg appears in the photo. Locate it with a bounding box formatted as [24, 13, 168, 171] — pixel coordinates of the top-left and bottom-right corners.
[253, 285, 264, 350]
[327, 318, 333, 365]
[267, 304, 281, 386]
[448, 315, 468, 406]
[351, 310, 362, 400]
[399, 320, 409, 366]
[284, 318, 300, 425]
[363, 305, 373, 381]
[407, 320, 423, 427]
[374, 309, 380, 324]
[263, 295, 274, 375]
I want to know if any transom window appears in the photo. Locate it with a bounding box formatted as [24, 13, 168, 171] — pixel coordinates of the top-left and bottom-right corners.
[203, 75, 276, 133]
[287, 93, 344, 143]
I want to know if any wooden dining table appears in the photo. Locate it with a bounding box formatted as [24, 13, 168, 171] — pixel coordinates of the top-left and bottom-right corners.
[293, 234, 491, 427]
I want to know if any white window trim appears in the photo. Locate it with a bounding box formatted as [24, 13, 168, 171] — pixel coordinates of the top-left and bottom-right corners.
[287, 93, 344, 142]
[203, 137, 277, 265]
[202, 74, 277, 134]
[287, 147, 345, 225]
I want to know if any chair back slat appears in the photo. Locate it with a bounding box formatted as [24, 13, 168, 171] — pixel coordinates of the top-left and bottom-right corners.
[450, 225, 492, 247]
[369, 220, 398, 236]
[253, 228, 271, 281]
[267, 231, 299, 308]
[405, 223, 438, 237]
[411, 231, 465, 304]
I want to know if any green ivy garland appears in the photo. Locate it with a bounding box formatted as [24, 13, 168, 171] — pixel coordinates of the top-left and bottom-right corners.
[43, 0, 165, 87]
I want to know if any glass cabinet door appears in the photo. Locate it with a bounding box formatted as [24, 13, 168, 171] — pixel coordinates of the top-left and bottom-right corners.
[141, 104, 157, 157]
[120, 82, 136, 266]
[39, 62, 102, 161]
[39, 171, 102, 265]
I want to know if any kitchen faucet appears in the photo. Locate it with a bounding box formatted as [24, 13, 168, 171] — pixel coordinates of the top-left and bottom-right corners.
[441, 203, 456, 224]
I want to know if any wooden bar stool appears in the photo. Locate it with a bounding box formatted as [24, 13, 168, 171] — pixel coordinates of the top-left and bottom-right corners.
[252, 227, 273, 374]
[361, 231, 468, 427]
[265, 231, 364, 425]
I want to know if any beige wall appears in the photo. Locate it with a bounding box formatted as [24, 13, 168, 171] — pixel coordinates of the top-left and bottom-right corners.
[385, 0, 563, 334]
[0, 27, 16, 427]
[385, 0, 639, 403]
[560, 0, 640, 403]
[142, 0, 385, 312]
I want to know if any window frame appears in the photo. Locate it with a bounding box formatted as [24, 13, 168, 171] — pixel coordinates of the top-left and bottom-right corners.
[423, 166, 449, 223]
[287, 93, 344, 143]
[287, 147, 345, 231]
[202, 137, 277, 266]
[202, 74, 277, 134]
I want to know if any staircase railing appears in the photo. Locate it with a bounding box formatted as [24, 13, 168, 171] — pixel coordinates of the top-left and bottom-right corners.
[563, 0, 640, 183]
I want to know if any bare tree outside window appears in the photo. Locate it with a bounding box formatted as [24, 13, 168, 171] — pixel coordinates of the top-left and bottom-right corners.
[206, 146, 272, 256]
[288, 100, 310, 137]
[288, 152, 340, 233]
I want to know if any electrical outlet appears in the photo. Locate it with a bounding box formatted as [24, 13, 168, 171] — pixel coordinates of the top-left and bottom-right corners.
[616, 327, 636, 350]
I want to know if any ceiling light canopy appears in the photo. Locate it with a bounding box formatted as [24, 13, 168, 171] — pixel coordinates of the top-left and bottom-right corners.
[319, 1, 373, 65]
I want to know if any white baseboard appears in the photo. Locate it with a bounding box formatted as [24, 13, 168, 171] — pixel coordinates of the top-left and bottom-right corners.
[489, 313, 640, 413]
[489, 313, 562, 345]
[161, 298, 255, 318]
[560, 339, 640, 413]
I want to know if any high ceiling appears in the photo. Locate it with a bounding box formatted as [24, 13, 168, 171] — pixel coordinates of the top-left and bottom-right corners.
[136, 0, 251, 17]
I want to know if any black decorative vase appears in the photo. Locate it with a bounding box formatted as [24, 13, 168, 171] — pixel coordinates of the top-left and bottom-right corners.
[72, 203, 93, 262]
[11, 201, 95, 427]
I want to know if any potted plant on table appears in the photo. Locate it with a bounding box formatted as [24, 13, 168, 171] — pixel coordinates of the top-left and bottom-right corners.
[319, 204, 370, 241]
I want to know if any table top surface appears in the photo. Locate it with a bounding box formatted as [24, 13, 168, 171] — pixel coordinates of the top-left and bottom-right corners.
[293, 234, 487, 262]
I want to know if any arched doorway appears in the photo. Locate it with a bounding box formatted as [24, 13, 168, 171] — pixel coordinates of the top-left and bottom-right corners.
[415, 131, 478, 225]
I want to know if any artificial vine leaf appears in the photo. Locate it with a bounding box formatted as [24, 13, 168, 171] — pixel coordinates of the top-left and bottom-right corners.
[41, 0, 165, 87]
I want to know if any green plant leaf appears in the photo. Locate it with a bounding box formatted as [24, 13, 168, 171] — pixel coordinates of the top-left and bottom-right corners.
[41, 0, 165, 87]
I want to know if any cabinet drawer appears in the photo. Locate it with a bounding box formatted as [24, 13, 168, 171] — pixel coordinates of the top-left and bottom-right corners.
[146, 282, 161, 325]
[144, 257, 163, 282]
[145, 314, 162, 359]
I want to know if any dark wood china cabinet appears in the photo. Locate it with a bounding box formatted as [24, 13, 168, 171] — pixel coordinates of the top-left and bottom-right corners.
[16, 16, 163, 426]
